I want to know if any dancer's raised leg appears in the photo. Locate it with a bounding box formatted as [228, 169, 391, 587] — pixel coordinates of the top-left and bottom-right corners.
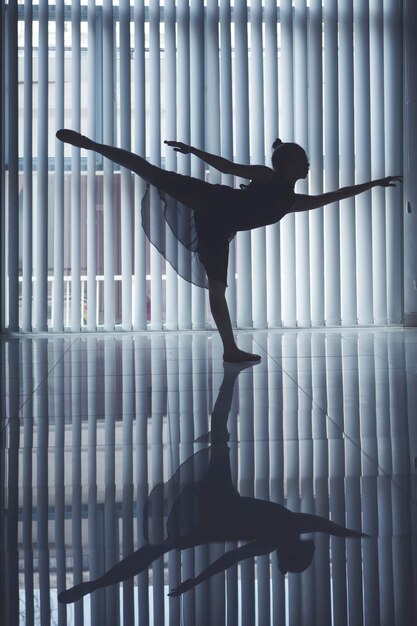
[56, 129, 162, 185]
[208, 279, 261, 362]
[56, 129, 215, 211]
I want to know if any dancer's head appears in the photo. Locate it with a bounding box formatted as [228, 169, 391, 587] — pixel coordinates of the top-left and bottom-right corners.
[271, 139, 309, 183]
[276, 538, 315, 574]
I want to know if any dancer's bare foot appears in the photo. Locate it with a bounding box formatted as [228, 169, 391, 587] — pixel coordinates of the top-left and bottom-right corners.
[223, 360, 258, 373]
[56, 129, 92, 149]
[223, 348, 261, 363]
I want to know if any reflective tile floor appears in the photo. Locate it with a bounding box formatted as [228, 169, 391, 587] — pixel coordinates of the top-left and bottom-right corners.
[1, 328, 417, 625]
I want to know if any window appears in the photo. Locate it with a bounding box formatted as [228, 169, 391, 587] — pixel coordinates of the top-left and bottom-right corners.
[1, 1, 405, 331]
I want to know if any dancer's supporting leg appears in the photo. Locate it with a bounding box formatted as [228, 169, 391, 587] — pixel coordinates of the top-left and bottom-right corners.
[208, 279, 260, 362]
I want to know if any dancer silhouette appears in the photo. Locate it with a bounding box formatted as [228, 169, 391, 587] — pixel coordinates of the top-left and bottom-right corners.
[58, 362, 366, 604]
[56, 129, 402, 362]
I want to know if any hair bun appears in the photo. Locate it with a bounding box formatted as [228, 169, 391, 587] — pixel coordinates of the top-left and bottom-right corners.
[272, 138, 283, 150]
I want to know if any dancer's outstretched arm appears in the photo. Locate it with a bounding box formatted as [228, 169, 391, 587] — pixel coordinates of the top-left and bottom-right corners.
[292, 175, 403, 213]
[165, 140, 274, 182]
[168, 541, 276, 597]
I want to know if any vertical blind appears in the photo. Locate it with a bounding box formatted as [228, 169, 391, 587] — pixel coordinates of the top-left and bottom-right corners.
[1, 0, 404, 332]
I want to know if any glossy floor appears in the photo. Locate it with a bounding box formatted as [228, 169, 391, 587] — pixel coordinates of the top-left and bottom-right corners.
[1, 328, 416, 625]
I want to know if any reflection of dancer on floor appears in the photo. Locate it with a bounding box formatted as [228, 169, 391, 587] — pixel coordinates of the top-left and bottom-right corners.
[56, 129, 402, 362]
[58, 362, 366, 604]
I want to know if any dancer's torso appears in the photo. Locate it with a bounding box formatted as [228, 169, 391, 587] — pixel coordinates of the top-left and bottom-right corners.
[230, 173, 295, 231]
[197, 172, 296, 241]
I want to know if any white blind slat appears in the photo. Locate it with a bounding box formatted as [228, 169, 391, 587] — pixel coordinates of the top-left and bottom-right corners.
[133, 0, 147, 331]
[250, 0, 267, 329]
[164, 0, 178, 331]
[103, 0, 116, 330]
[191, 0, 206, 330]
[280, 0, 296, 327]
[339, 0, 357, 326]
[22, 0, 33, 332]
[86, 0, 97, 331]
[294, 0, 310, 327]
[370, 0, 387, 325]
[354, 0, 373, 325]
[120, 0, 133, 330]
[35, 0, 49, 331]
[265, 0, 280, 328]
[323, 0, 341, 326]
[308, 0, 325, 326]
[235, 0, 252, 329]
[148, 0, 162, 331]
[71, 0, 81, 331]
[177, 0, 192, 331]
[53, 0, 65, 331]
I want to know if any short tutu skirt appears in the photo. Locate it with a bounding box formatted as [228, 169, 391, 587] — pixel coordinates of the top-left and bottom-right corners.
[141, 172, 237, 289]
[143, 445, 237, 544]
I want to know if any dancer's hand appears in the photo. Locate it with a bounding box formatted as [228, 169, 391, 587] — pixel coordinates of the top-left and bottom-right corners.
[378, 175, 403, 187]
[168, 578, 195, 597]
[164, 140, 192, 154]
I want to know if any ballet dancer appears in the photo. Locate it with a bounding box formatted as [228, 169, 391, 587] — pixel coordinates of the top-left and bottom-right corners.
[56, 129, 402, 362]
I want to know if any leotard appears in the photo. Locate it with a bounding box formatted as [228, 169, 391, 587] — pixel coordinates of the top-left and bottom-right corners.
[141, 169, 295, 288]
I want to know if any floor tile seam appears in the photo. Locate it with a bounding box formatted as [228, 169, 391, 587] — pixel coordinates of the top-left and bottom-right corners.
[253, 332, 403, 362]
[340, 335, 417, 375]
[319, 404, 417, 509]
[1, 360, 414, 382]
[254, 339, 417, 508]
[0, 335, 83, 437]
